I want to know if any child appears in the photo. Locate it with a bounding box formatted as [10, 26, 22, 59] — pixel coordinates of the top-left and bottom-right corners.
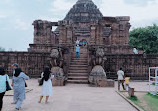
[124, 77, 130, 90]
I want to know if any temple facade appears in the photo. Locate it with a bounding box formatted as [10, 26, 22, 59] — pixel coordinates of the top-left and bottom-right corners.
[29, 0, 134, 54]
[1, 0, 157, 85]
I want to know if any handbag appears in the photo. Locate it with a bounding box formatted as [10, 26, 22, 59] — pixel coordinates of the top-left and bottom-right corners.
[25, 81, 27, 87]
[6, 75, 12, 91]
[39, 77, 44, 86]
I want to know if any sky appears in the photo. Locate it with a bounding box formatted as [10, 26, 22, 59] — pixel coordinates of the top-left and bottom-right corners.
[0, 0, 158, 51]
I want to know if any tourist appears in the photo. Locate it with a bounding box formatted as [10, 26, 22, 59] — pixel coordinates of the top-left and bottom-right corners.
[76, 39, 80, 45]
[12, 68, 29, 110]
[79, 41, 83, 46]
[11, 63, 18, 104]
[39, 67, 53, 104]
[124, 76, 130, 90]
[0, 67, 11, 111]
[117, 68, 125, 90]
[76, 45, 80, 59]
[83, 40, 87, 46]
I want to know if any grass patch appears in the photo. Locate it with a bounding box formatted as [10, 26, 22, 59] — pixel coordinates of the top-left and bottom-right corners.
[127, 96, 139, 105]
[144, 93, 158, 111]
[127, 96, 147, 111]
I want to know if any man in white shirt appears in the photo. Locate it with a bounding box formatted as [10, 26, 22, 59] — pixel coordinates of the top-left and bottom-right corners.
[76, 40, 80, 45]
[117, 68, 125, 90]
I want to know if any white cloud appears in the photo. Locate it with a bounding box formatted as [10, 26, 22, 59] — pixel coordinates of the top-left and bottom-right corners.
[50, 0, 75, 16]
[2, 0, 13, 4]
[0, 11, 10, 19]
[38, 16, 60, 22]
[124, 0, 155, 6]
[15, 19, 30, 30]
[100, 0, 158, 28]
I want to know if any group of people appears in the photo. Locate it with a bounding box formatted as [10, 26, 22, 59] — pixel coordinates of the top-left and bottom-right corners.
[75, 39, 87, 47]
[0, 63, 129, 110]
[117, 68, 130, 90]
[75, 39, 87, 59]
[0, 64, 53, 111]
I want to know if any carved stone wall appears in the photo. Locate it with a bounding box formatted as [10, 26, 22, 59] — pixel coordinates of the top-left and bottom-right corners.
[0, 50, 71, 78]
[104, 54, 158, 80]
[0, 52, 157, 79]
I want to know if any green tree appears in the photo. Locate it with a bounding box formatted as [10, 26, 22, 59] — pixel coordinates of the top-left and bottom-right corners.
[0, 47, 5, 51]
[129, 24, 158, 54]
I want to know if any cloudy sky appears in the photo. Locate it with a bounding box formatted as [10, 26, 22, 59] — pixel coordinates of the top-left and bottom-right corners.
[0, 0, 158, 51]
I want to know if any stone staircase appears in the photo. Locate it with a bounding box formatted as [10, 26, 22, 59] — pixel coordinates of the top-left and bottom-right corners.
[67, 46, 89, 84]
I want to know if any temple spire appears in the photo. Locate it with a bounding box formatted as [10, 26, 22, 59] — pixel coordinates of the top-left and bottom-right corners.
[77, 0, 92, 3]
[64, 0, 102, 23]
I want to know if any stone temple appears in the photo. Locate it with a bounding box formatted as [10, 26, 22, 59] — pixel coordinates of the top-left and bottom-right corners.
[29, 0, 131, 53]
[0, 0, 158, 86]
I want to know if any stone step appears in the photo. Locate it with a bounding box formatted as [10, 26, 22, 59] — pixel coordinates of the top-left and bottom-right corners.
[68, 77, 88, 80]
[71, 59, 88, 62]
[72, 56, 88, 59]
[67, 80, 89, 84]
[69, 65, 88, 67]
[68, 70, 88, 73]
[70, 60, 87, 63]
[70, 62, 88, 65]
[72, 54, 88, 56]
[71, 61, 87, 64]
[69, 67, 88, 70]
[68, 73, 88, 77]
[72, 58, 88, 60]
[73, 52, 88, 54]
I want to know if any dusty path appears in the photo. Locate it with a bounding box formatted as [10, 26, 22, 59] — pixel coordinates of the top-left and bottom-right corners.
[3, 79, 137, 111]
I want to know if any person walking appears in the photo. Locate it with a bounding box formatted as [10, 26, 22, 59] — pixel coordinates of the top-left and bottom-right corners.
[11, 63, 18, 104]
[39, 67, 53, 104]
[12, 68, 29, 110]
[76, 45, 80, 59]
[0, 67, 11, 111]
[117, 68, 125, 90]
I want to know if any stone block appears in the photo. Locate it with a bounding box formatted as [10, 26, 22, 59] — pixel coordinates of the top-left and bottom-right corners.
[89, 76, 114, 87]
[128, 87, 134, 97]
[52, 77, 65, 86]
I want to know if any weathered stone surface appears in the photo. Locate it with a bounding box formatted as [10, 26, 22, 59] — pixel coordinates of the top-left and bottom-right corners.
[50, 49, 59, 58]
[90, 65, 106, 76]
[89, 75, 114, 87]
[51, 67, 64, 77]
[51, 67, 65, 86]
[89, 65, 114, 87]
[29, 0, 132, 54]
[52, 77, 65, 86]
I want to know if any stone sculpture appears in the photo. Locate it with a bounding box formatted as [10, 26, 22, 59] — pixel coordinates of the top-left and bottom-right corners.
[89, 47, 114, 87]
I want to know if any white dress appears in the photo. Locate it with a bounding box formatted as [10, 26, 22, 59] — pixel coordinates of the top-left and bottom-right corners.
[41, 73, 53, 96]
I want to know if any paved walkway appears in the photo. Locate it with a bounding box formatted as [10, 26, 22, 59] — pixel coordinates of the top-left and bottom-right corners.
[3, 79, 138, 111]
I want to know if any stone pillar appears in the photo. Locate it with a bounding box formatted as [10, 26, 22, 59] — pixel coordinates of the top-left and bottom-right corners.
[90, 26, 96, 45]
[111, 23, 119, 45]
[32, 20, 53, 44]
[116, 16, 131, 45]
[66, 26, 73, 44]
[59, 26, 67, 44]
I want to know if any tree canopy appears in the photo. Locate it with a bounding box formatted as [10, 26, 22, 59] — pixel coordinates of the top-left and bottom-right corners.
[129, 24, 158, 54]
[0, 47, 5, 51]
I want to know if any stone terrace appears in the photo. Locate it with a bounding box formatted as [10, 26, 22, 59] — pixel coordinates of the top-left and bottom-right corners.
[1, 79, 146, 111]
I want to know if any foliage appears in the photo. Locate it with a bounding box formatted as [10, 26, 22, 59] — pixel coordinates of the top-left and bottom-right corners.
[129, 24, 158, 54]
[0, 47, 5, 51]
